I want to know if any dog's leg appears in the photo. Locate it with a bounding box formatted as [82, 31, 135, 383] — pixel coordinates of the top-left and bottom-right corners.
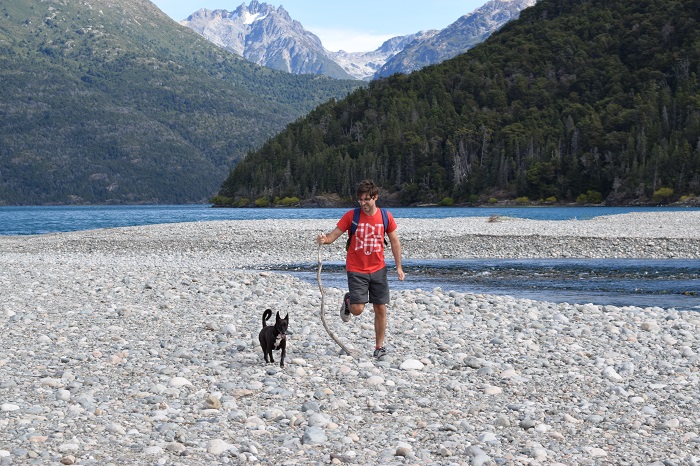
[280, 346, 285, 368]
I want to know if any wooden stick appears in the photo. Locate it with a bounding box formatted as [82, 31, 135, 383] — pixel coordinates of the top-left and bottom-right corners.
[317, 244, 355, 358]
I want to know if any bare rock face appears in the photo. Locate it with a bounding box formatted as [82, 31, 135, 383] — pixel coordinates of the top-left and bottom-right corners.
[180, 1, 353, 80]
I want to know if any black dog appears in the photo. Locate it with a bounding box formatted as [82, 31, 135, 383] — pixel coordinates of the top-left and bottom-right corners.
[258, 309, 288, 367]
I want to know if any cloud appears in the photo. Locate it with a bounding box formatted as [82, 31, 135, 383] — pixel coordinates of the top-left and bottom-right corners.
[307, 27, 397, 53]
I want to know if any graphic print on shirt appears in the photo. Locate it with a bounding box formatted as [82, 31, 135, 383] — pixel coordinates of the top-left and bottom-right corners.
[354, 222, 384, 255]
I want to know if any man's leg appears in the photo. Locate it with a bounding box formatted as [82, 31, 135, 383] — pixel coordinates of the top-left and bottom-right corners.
[373, 303, 386, 348]
[349, 302, 365, 316]
[346, 272, 369, 317]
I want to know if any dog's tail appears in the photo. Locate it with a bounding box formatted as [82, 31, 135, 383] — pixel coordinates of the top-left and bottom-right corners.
[262, 308, 272, 329]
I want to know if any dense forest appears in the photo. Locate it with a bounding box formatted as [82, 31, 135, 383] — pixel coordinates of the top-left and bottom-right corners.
[217, 0, 700, 206]
[0, 0, 360, 204]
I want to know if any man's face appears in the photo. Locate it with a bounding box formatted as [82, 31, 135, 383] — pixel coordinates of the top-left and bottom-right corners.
[357, 194, 376, 214]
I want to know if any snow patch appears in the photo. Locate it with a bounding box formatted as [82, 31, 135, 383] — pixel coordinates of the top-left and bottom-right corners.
[242, 11, 267, 25]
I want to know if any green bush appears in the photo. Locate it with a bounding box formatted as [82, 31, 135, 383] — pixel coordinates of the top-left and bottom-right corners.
[545, 196, 557, 203]
[277, 196, 300, 206]
[586, 190, 603, 204]
[576, 190, 603, 204]
[254, 197, 270, 207]
[652, 187, 674, 204]
[237, 197, 250, 207]
[515, 196, 529, 204]
[438, 196, 454, 206]
[488, 197, 498, 204]
[210, 195, 235, 206]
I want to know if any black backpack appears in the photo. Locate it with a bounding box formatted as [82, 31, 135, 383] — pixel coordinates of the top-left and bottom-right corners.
[345, 207, 389, 251]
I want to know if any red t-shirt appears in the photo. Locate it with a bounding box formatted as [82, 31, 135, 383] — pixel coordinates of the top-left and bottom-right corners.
[337, 208, 397, 274]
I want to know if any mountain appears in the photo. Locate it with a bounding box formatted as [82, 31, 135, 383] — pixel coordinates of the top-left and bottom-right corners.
[329, 31, 439, 81]
[375, 0, 537, 78]
[180, 0, 534, 81]
[0, 0, 361, 205]
[180, 1, 354, 80]
[215, 0, 700, 207]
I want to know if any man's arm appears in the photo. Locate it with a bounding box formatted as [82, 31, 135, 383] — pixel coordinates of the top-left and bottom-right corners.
[317, 227, 344, 245]
[387, 230, 405, 281]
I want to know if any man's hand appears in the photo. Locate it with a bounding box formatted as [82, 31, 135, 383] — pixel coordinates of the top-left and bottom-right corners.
[316, 233, 326, 245]
[396, 266, 405, 281]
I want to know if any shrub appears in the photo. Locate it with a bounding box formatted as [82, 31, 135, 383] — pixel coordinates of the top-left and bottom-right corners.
[277, 196, 300, 206]
[586, 190, 603, 204]
[576, 190, 603, 204]
[652, 187, 674, 204]
[210, 195, 235, 206]
[515, 196, 529, 204]
[254, 197, 270, 207]
[488, 197, 497, 204]
[545, 196, 557, 203]
[438, 196, 454, 206]
[237, 197, 250, 207]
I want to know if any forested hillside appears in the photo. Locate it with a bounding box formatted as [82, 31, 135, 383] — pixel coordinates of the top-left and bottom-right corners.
[217, 0, 699, 206]
[0, 0, 360, 204]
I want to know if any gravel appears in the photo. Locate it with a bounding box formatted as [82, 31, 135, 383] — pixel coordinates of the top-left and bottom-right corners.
[0, 211, 699, 465]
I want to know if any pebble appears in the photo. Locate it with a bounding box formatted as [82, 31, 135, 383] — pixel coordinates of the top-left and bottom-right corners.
[0, 212, 699, 465]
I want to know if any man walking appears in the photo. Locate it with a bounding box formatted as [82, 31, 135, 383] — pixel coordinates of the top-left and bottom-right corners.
[316, 180, 404, 358]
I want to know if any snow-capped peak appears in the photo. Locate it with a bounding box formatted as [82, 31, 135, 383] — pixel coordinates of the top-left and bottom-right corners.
[241, 11, 267, 25]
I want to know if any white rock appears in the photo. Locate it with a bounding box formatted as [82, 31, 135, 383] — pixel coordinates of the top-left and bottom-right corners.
[399, 359, 424, 370]
[484, 385, 502, 395]
[207, 439, 234, 455]
[640, 321, 661, 332]
[603, 366, 624, 382]
[168, 377, 192, 388]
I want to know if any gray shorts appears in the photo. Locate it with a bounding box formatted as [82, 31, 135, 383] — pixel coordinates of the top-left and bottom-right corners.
[347, 267, 390, 305]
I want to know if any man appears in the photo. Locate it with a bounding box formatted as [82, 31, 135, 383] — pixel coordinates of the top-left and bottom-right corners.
[316, 180, 405, 358]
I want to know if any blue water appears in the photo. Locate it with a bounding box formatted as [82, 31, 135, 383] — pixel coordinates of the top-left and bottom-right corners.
[1, 205, 698, 311]
[0, 204, 697, 236]
[285, 258, 700, 312]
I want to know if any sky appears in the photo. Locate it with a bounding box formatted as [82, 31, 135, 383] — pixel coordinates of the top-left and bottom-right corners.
[151, 0, 488, 52]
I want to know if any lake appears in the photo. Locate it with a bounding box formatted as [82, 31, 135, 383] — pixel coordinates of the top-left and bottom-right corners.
[1, 204, 698, 235]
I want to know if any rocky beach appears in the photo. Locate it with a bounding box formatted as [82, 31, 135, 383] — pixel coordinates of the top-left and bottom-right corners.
[1, 211, 699, 465]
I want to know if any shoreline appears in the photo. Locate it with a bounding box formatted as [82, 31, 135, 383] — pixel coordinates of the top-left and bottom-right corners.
[1, 211, 699, 464]
[2, 211, 700, 262]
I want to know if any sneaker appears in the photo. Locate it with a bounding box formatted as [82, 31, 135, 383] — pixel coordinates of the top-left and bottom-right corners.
[373, 347, 387, 358]
[340, 292, 351, 322]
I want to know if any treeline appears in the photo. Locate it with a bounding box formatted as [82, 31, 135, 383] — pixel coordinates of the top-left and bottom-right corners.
[218, 0, 700, 206]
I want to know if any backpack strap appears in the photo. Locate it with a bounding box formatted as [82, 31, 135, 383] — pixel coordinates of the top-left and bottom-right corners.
[346, 207, 389, 251]
[381, 208, 388, 239]
[346, 207, 361, 251]
[349, 207, 361, 237]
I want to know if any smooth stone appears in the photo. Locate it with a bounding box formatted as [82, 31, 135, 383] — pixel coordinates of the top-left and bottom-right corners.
[399, 359, 424, 370]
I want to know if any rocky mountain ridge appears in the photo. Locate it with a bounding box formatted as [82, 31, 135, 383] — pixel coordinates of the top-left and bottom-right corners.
[180, 0, 536, 80]
[376, 0, 537, 78]
[181, 0, 354, 79]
